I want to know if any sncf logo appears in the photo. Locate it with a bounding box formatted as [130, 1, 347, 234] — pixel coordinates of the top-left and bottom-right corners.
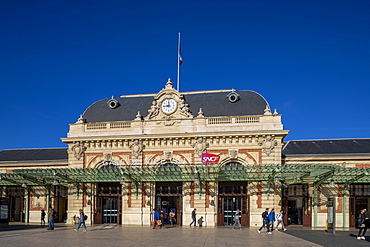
[201, 153, 220, 163]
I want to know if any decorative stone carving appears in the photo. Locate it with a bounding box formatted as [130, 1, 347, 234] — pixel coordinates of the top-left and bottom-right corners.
[258, 135, 277, 156]
[229, 150, 238, 159]
[145, 79, 193, 120]
[163, 151, 173, 163]
[76, 115, 84, 124]
[178, 95, 192, 117]
[192, 137, 209, 157]
[71, 141, 86, 160]
[146, 101, 160, 120]
[104, 153, 112, 161]
[130, 139, 145, 158]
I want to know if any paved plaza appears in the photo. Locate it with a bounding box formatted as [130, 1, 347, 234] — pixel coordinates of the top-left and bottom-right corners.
[0, 223, 369, 247]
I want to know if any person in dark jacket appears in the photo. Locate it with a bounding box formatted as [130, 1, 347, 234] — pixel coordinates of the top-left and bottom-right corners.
[41, 210, 46, 225]
[357, 209, 367, 240]
[258, 208, 270, 234]
[189, 208, 197, 227]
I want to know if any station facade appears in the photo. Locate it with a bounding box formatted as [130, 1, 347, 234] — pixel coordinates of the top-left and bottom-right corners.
[0, 79, 370, 228]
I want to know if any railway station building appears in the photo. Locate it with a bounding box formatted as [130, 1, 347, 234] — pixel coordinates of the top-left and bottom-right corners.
[0, 79, 369, 228]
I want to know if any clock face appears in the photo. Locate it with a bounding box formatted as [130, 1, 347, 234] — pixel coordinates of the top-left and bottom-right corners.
[161, 99, 177, 114]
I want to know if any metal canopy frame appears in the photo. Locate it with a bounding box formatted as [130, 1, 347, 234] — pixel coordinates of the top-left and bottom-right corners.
[1, 164, 370, 187]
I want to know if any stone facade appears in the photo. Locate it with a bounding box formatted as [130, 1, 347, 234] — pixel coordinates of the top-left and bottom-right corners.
[60, 80, 288, 227]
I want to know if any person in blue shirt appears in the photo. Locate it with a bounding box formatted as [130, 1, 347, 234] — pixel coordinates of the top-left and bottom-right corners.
[268, 208, 276, 233]
[152, 209, 162, 229]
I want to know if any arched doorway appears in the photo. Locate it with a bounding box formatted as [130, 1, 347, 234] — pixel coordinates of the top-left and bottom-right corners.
[94, 162, 122, 224]
[217, 162, 249, 226]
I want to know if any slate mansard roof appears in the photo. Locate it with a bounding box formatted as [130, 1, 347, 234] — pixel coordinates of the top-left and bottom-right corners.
[283, 139, 370, 157]
[0, 148, 68, 162]
[82, 89, 269, 123]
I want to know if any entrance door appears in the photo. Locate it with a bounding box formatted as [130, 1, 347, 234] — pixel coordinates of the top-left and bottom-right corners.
[6, 187, 24, 222]
[217, 182, 249, 226]
[283, 184, 310, 226]
[156, 182, 182, 226]
[95, 183, 121, 224]
[302, 196, 312, 227]
[103, 197, 118, 224]
[220, 196, 241, 226]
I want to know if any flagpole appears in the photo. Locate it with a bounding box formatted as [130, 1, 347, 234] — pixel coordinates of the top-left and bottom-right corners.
[177, 32, 181, 92]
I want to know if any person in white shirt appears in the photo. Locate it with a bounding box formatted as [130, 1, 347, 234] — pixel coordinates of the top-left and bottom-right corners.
[275, 209, 287, 231]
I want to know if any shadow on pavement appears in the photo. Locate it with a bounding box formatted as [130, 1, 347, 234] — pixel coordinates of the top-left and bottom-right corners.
[0, 223, 71, 232]
[283, 229, 370, 247]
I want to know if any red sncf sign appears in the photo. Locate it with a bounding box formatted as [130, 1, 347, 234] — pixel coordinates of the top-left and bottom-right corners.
[201, 153, 220, 163]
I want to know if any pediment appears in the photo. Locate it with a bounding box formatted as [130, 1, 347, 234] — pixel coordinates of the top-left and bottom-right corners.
[145, 79, 193, 120]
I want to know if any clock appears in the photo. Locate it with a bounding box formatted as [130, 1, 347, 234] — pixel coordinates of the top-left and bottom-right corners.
[161, 99, 177, 114]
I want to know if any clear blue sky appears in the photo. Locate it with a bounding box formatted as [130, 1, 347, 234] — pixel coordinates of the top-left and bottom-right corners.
[1, 0, 369, 150]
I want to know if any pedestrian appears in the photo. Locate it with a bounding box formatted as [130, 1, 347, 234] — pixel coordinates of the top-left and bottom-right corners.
[258, 208, 270, 234]
[268, 208, 276, 232]
[41, 210, 46, 225]
[189, 208, 197, 227]
[232, 209, 242, 230]
[357, 209, 367, 240]
[159, 207, 165, 227]
[152, 209, 162, 229]
[275, 209, 287, 231]
[364, 209, 370, 228]
[198, 216, 204, 227]
[74, 209, 87, 232]
[47, 207, 57, 230]
[169, 210, 176, 227]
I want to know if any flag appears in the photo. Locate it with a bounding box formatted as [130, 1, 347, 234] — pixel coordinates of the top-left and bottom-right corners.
[178, 42, 183, 66]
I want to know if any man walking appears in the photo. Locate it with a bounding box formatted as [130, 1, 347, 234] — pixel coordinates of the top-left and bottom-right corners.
[47, 207, 57, 230]
[258, 208, 270, 234]
[232, 209, 242, 230]
[268, 208, 276, 232]
[190, 208, 197, 227]
[275, 209, 287, 231]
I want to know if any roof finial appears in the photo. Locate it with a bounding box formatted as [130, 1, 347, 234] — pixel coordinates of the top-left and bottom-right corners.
[197, 108, 204, 118]
[135, 111, 142, 120]
[165, 78, 173, 89]
[264, 105, 272, 115]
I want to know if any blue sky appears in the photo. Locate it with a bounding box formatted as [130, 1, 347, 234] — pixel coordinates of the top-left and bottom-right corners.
[1, 0, 369, 150]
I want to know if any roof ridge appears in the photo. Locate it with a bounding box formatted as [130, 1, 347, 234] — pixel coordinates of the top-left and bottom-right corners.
[1, 147, 67, 151]
[287, 138, 370, 142]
